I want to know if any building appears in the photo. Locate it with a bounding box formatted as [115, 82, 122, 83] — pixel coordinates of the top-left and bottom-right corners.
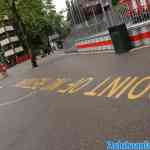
[78, 0, 103, 20]
[0, 16, 24, 66]
[66, 0, 112, 24]
[119, 0, 150, 9]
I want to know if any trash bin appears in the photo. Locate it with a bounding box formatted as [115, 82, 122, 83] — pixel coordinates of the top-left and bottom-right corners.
[109, 24, 132, 54]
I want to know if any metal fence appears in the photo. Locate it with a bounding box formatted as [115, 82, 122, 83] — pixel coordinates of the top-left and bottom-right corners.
[64, 4, 150, 49]
[116, 5, 150, 25]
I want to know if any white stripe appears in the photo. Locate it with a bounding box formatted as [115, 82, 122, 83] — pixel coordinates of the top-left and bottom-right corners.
[0, 91, 36, 107]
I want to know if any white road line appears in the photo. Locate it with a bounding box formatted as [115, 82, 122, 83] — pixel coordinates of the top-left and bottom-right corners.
[0, 91, 36, 107]
[0, 86, 3, 89]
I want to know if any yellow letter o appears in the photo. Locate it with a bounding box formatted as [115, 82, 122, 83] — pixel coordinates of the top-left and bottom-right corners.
[128, 77, 150, 100]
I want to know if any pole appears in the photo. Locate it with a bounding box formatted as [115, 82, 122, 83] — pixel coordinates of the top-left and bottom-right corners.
[74, 0, 84, 23]
[66, 0, 76, 25]
[98, 0, 109, 27]
[70, 0, 81, 24]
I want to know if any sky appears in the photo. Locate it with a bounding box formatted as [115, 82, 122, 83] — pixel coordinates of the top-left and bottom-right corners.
[53, 0, 67, 12]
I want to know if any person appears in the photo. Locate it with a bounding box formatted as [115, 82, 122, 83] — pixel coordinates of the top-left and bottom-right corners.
[48, 43, 54, 55]
[31, 51, 38, 68]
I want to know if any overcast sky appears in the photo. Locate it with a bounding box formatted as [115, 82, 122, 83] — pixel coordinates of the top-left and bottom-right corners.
[53, 0, 67, 12]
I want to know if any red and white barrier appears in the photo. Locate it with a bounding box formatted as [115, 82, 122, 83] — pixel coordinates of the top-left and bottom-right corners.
[75, 21, 150, 52]
[140, 24, 150, 45]
[75, 32, 114, 52]
[128, 28, 143, 47]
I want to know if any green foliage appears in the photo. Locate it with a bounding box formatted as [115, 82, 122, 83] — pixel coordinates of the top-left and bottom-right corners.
[0, 0, 69, 53]
[112, 0, 119, 6]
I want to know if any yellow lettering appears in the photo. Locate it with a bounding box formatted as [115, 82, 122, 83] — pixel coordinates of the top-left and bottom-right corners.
[39, 78, 49, 87]
[16, 79, 38, 89]
[84, 77, 111, 96]
[97, 77, 131, 97]
[44, 79, 66, 92]
[32, 78, 51, 90]
[58, 78, 94, 94]
[15, 79, 27, 87]
[68, 77, 94, 94]
[115, 77, 139, 98]
[128, 77, 150, 100]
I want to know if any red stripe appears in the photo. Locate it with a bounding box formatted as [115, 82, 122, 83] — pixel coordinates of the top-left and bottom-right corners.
[76, 31, 150, 49]
[129, 34, 141, 42]
[140, 32, 150, 39]
[76, 40, 112, 49]
[129, 31, 150, 42]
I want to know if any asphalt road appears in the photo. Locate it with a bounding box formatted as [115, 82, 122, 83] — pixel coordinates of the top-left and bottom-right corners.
[0, 47, 150, 150]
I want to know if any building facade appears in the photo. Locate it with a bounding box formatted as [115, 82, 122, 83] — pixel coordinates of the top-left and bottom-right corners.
[66, 0, 112, 24]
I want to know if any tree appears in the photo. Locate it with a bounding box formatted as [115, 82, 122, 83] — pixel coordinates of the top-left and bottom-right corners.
[0, 0, 69, 54]
[112, 0, 119, 6]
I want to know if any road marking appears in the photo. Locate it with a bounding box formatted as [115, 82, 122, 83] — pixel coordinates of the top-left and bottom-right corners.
[44, 79, 67, 92]
[97, 77, 131, 97]
[128, 77, 150, 100]
[58, 77, 94, 94]
[14, 76, 150, 101]
[115, 77, 139, 98]
[0, 91, 36, 107]
[84, 77, 111, 96]
[0, 86, 3, 89]
[106, 77, 132, 98]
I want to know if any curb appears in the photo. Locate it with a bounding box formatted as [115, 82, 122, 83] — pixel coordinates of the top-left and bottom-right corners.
[63, 50, 115, 56]
[130, 45, 150, 53]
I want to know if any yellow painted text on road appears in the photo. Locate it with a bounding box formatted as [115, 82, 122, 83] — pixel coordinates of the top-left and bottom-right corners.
[58, 77, 94, 94]
[15, 76, 150, 100]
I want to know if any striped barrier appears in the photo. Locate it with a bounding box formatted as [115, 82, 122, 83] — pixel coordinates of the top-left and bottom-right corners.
[76, 32, 114, 52]
[140, 24, 150, 45]
[128, 28, 143, 48]
[75, 21, 150, 52]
